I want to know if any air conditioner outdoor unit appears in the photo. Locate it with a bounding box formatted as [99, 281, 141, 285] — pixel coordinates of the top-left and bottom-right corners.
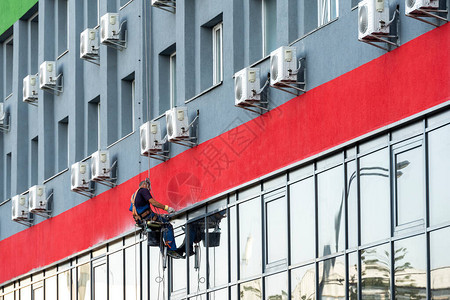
[405, 0, 439, 15]
[80, 28, 99, 59]
[358, 0, 390, 40]
[140, 121, 163, 155]
[29, 185, 47, 212]
[12, 194, 30, 221]
[270, 46, 297, 87]
[91, 150, 111, 181]
[100, 13, 120, 43]
[165, 107, 189, 142]
[39, 61, 57, 88]
[0, 103, 5, 125]
[23, 75, 39, 103]
[234, 67, 261, 106]
[71, 161, 91, 191]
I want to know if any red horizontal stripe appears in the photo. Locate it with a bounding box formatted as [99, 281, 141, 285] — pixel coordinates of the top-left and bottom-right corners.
[0, 23, 448, 285]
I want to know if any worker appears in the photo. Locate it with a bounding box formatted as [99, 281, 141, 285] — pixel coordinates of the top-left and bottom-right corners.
[129, 179, 180, 256]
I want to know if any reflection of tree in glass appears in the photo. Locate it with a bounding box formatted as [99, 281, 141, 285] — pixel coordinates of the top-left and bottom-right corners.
[240, 280, 261, 299]
[267, 290, 288, 300]
[394, 247, 426, 300]
[361, 248, 390, 299]
[349, 262, 357, 300]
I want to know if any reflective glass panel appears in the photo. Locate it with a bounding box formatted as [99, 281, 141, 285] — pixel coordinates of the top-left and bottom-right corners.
[395, 145, 425, 229]
[231, 285, 238, 300]
[290, 164, 314, 181]
[189, 219, 206, 293]
[207, 210, 228, 288]
[189, 294, 206, 300]
[239, 184, 260, 200]
[142, 240, 148, 300]
[45, 275, 57, 300]
[361, 243, 391, 299]
[290, 177, 315, 264]
[209, 288, 227, 300]
[94, 263, 107, 300]
[78, 264, 91, 300]
[230, 206, 238, 282]
[4, 293, 13, 300]
[318, 255, 346, 300]
[392, 121, 423, 142]
[291, 264, 315, 300]
[348, 252, 358, 300]
[239, 198, 262, 279]
[60, 269, 73, 300]
[360, 149, 390, 245]
[109, 251, 124, 300]
[263, 174, 286, 191]
[318, 165, 345, 257]
[394, 235, 426, 299]
[263, 0, 277, 56]
[172, 229, 187, 293]
[428, 125, 450, 226]
[266, 194, 287, 265]
[240, 279, 262, 299]
[125, 245, 140, 300]
[347, 161, 358, 248]
[150, 246, 166, 300]
[20, 286, 31, 300]
[33, 286, 44, 300]
[265, 272, 288, 300]
[430, 227, 450, 299]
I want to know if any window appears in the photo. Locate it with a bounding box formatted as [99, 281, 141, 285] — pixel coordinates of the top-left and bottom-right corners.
[318, 256, 345, 299]
[78, 262, 90, 300]
[348, 252, 358, 300]
[394, 235, 426, 299]
[207, 210, 228, 288]
[5, 152, 12, 200]
[265, 272, 288, 299]
[57, 0, 69, 55]
[93, 258, 107, 299]
[262, 0, 277, 56]
[428, 124, 450, 226]
[109, 250, 124, 300]
[88, 97, 100, 155]
[121, 74, 135, 137]
[59, 268, 72, 299]
[58, 117, 69, 171]
[290, 176, 315, 264]
[360, 148, 390, 245]
[3, 36, 13, 98]
[31, 137, 38, 186]
[212, 22, 223, 85]
[45, 275, 57, 300]
[318, 0, 338, 26]
[125, 244, 140, 299]
[265, 190, 287, 267]
[29, 13, 39, 74]
[430, 227, 450, 299]
[170, 52, 177, 108]
[317, 165, 345, 257]
[393, 138, 425, 233]
[87, 0, 99, 27]
[291, 264, 315, 300]
[361, 243, 390, 299]
[239, 197, 262, 279]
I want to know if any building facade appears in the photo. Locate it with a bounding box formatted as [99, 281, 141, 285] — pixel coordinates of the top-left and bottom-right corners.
[0, 0, 449, 299]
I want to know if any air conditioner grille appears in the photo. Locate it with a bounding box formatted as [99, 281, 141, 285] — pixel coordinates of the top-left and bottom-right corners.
[359, 5, 368, 35]
[235, 75, 243, 102]
[271, 55, 279, 82]
[81, 38, 85, 55]
[101, 19, 106, 40]
[167, 114, 174, 137]
[407, 0, 416, 8]
[140, 128, 147, 151]
[92, 160, 97, 178]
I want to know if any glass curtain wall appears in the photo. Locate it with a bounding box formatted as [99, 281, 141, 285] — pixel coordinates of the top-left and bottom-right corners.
[2, 109, 450, 300]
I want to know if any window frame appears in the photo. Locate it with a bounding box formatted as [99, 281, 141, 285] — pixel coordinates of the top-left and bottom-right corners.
[212, 22, 223, 85]
[318, 0, 339, 26]
[169, 52, 176, 108]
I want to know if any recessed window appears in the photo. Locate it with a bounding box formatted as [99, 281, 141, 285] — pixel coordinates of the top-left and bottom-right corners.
[170, 52, 177, 108]
[58, 117, 69, 171]
[318, 0, 339, 26]
[121, 73, 135, 137]
[262, 0, 277, 56]
[3, 36, 14, 98]
[88, 97, 100, 155]
[212, 22, 223, 85]
[57, 0, 69, 55]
